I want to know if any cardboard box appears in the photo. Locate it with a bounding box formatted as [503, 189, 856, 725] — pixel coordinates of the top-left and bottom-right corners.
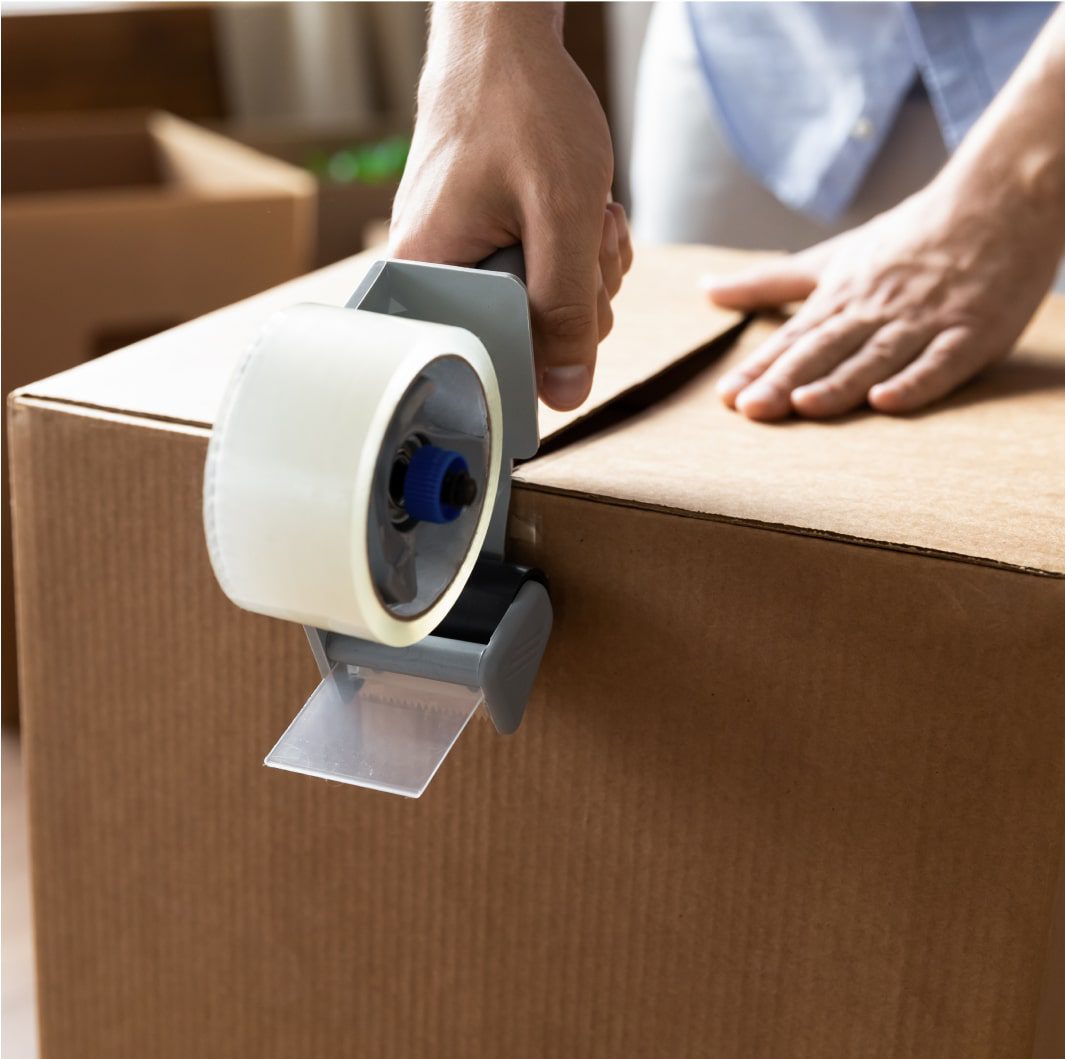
[2, 109, 316, 724]
[1, 4, 224, 118]
[226, 120, 407, 266]
[9, 246, 1065, 1058]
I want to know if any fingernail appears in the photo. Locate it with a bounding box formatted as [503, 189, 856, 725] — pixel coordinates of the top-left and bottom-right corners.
[716, 372, 745, 396]
[868, 382, 905, 412]
[699, 274, 729, 292]
[735, 381, 779, 411]
[542, 365, 592, 410]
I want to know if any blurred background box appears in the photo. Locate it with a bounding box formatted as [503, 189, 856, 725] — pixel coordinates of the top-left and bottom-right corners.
[225, 119, 409, 265]
[1, 105, 315, 387]
[1, 108, 316, 725]
[1, 2, 226, 118]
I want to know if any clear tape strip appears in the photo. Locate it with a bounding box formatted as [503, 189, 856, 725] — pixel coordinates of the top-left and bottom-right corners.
[265, 664, 482, 798]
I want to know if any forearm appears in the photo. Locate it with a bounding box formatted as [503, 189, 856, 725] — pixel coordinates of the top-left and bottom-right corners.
[938, 5, 1065, 236]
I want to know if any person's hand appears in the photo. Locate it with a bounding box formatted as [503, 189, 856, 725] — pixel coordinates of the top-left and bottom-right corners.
[390, 3, 633, 411]
[704, 179, 1063, 421]
[704, 2, 1065, 422]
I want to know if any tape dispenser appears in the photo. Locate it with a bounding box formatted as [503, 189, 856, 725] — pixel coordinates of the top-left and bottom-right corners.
[203, 247, 551, 797]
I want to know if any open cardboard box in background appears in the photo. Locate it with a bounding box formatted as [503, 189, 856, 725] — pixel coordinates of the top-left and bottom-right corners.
[1, 109, 316, 724]
[224, 119, 407, 267]
[8, 245, 1065, 1057]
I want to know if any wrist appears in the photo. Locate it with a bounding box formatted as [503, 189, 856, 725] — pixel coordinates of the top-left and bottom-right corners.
[426, 2, 563, 63]
[932, 134, 1065, 241]
[420, 2, 565, 107]
[932, 8, 1065, 235]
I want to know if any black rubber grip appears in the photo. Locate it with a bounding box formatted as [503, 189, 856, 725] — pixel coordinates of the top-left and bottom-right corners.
[433, 559, 548, 644]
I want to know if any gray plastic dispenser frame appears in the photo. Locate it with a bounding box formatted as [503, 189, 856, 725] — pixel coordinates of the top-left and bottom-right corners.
[264, 247, 553, 797]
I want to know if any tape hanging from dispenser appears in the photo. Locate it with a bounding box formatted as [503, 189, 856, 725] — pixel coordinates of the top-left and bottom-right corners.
[204, 303, 502, 647]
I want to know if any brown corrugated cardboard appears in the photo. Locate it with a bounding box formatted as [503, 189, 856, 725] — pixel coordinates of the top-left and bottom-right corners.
[9, 245, 1065, 1058]
[2, 109, 316, 724]
[519, 303, 1065, 575]
[16, 244, 744, 439]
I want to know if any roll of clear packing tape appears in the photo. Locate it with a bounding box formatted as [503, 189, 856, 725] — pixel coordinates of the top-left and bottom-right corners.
[204, 303, 502, 647]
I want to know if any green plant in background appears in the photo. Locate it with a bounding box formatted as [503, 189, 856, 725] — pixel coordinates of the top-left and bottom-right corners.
[304, 135, 411, 185]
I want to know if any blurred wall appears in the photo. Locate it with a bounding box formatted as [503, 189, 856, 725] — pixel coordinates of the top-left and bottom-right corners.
[2, 1, 646, 195]
[215, 2, 625, 148]
[607, 1, 653, 209]
[215, 3, 427, 126]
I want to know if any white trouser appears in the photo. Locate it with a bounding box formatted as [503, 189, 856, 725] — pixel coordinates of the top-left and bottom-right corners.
[629, 1, 949, 251]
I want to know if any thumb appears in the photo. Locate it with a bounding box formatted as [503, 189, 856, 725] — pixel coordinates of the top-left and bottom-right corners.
[701, 253, 820, 310]
[524, 210, 603, 411]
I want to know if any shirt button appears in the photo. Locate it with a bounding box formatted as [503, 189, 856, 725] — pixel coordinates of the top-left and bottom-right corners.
[852, 117, 874, 141]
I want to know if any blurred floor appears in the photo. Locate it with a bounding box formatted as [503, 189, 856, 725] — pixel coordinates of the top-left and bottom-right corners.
[3, 730, 39, 1059]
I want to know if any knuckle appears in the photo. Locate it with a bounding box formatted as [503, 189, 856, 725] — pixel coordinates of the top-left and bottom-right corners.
[777, 318, 807, 344]
[809, 328, 847, 354]
[818, 315, 852, 339]
[538, 301, 597, 341]
[865, 341, 900, 368]
[748, 342, 787, 372]
[536, 174, 609, 227]
[925, 343, 961, 372]
[598, 303, 614, 341]
[848, 309, 883, 331]
[787, 330, 837, 365]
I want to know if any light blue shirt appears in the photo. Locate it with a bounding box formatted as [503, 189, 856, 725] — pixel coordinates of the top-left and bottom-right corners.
[688, 1, 1056, 221]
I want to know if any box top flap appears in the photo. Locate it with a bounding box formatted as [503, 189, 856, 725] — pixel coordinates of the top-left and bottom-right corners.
[16, 243, 1063, 575]
[2, 110, 315, 203]
[14, 244, 745, 442]
[517, 302, 1065, 576]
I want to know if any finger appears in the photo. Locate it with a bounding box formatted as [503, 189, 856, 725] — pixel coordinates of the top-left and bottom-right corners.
[607, 201, 634, 275]
[389, 222, 502, 268]
[868, 327, 988, 414]
[597, 279, 614, 342]
[701, 252, 819, 310]
[388, 188, 507, 266]
[715, 297, 839, 407]
[735, 315, 879, 421]
[524, 202, 604, 411]
[599, 209, 623, 298]
[790, 322, 931, 418]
